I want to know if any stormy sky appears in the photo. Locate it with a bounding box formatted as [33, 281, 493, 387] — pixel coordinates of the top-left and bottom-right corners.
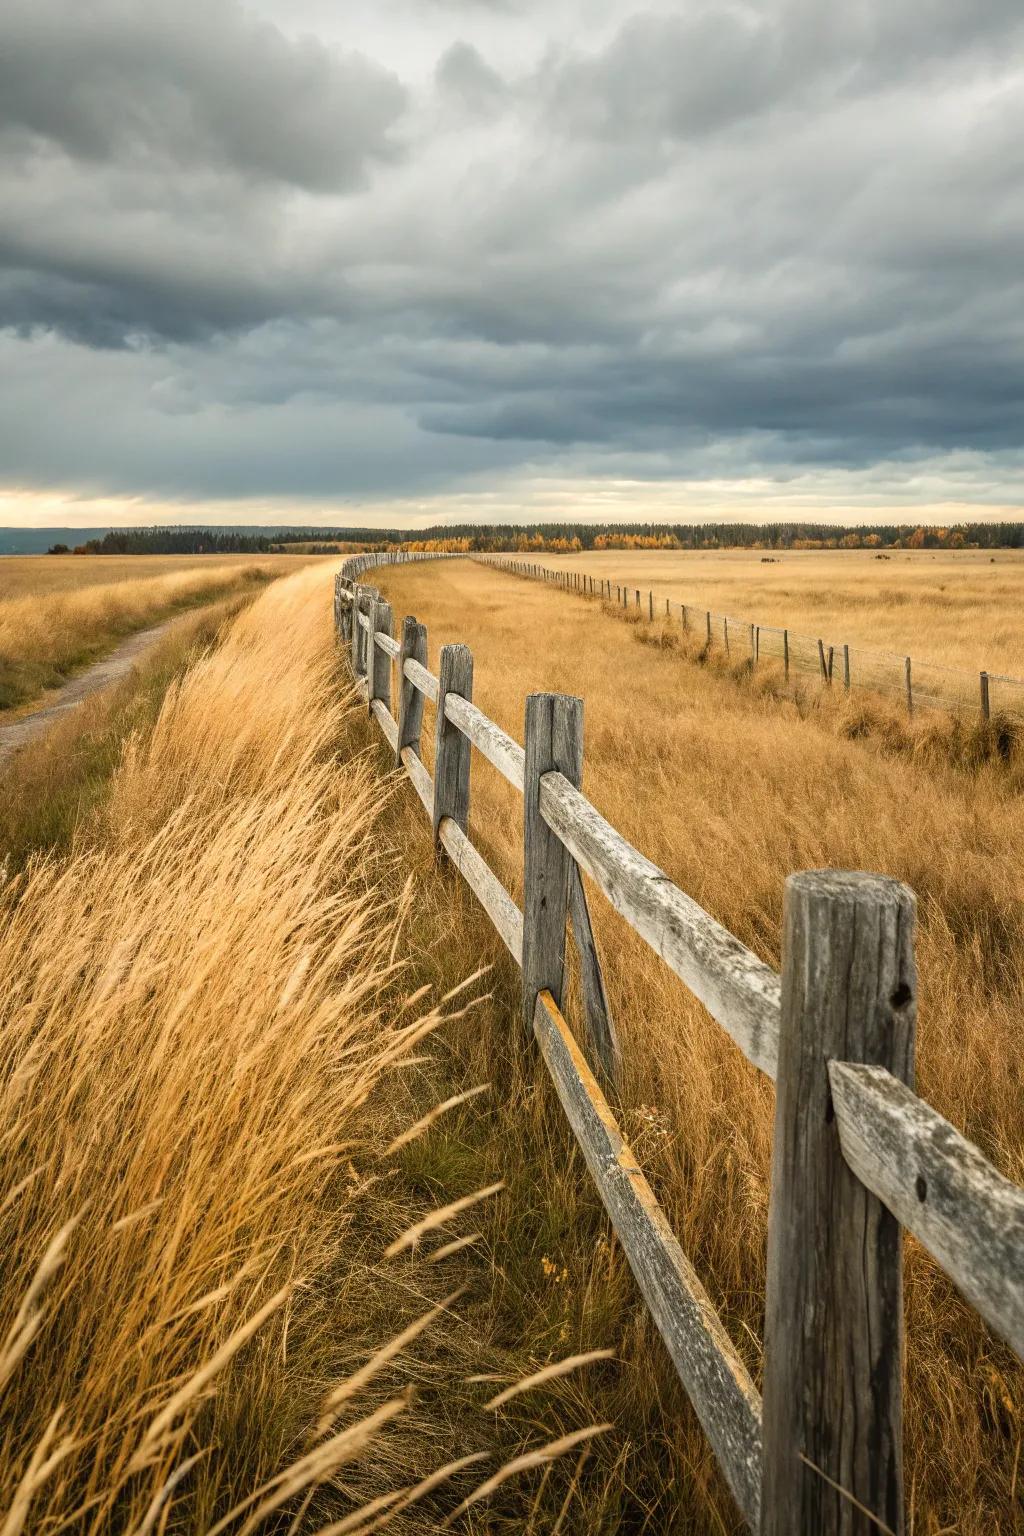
[2, 0, 1023, 527]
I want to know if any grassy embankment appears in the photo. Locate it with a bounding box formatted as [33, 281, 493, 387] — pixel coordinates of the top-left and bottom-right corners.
[0, 555, 314, 713]
[0, 564, 620, 1534]
[364, 556, 1024, 1535]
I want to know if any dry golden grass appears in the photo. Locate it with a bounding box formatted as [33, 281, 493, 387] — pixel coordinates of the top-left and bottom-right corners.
[368, 556, 1024, 1534]
[0, 593, 260, 867]
[0, 555, 317, 713]
[0, 564, 625, 1534]
[0, 553, 314, 601]
[537, 547, 1024, 675]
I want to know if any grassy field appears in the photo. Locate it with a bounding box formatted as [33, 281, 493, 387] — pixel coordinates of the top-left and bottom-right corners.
[3, 552, 1021, 1531]
[365, 556, 1024, 1534]
[535, 548, 1024, 676]
[0, 564, 623, 1533]
[0, 554, 318, 712]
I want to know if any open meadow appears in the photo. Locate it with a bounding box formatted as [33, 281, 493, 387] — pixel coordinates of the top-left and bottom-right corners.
[363, 555, 1024, 1534]
[0, 553, 320, 712]
[2, 551, 1022, 1534]
[536, 547, 1024, 676]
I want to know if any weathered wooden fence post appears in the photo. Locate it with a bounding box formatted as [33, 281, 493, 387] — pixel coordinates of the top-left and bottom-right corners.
[980, 670, 991, 720]
[432, 644, 474, 842]
[367, 599, 393, 717]
[761, 870, 917, 1536]
[843, 643, 851, 690]
[521, 693, 584, 1032]
[783, 628, 789, 679]
[706, 610, 712, 646]
[351, 585, 366, 677]
[905, 656, 913, 716]
[395, 616, 428, 768]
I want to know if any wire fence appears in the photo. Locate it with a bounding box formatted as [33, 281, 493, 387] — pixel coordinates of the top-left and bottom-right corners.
[487, 560, 1024, 722]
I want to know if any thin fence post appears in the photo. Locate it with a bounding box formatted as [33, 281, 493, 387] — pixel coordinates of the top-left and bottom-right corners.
[817, 638, 828, 682]
[682, 604, 689, 631]
[761, 870, 916, 1536]
[395, 615, 428, 768]
[432, 644, 474, 843]
[783, 628, 789, 679]
[750, 623, 756, 662]
[665, 597, 670, 617]
[649, 590, 654, 621]
[843, 643, 851, 690]
[367, 599, 393, 716]
[706, 610, 712, 646]
[521, 693, 583, 1033]
[724, 617, 730, 655]
[905, 656, 913, 715]
[351, 585, 366, 677]
[980, 670, 991, 720]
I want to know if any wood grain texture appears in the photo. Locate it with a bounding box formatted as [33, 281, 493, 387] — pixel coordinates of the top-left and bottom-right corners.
[350, 585, 366, 676]
[569, 864, 622, 1088]
[400, 745, 434, 820]
[522, 695, 583, 1032]
[829, 1060, 1024, 1361]
[438, 816, 524, 964]
[533, 990, 764, 1527]
[538, 771, 780, 1077]
[375, 631, 400, 660]
[761, 870, 916, 1536]
[368, 599, 393, 717]
[370, 698, 398, 752]
[443, 692, 526, 791]
[403, 656, 439, 704]
[432, 644, 474, 841]
[396, 616, 428, 769]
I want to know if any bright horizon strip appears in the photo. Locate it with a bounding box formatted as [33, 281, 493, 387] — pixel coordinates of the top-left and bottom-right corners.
[1, 484, 1022, 532]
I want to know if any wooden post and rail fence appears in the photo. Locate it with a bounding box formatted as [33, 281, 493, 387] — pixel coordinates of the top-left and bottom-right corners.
[334, 551, 1024, 1534]
[479, 555, 1021, 722]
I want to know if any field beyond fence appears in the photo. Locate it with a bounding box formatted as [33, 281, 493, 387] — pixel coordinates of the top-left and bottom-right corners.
[482, 555, 1024, 721]
[336, 551, 1024, 1536]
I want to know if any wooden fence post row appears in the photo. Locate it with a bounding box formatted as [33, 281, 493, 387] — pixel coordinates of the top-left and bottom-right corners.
[333, 552, 1023, 1536]
[486, 555, 1014, 726]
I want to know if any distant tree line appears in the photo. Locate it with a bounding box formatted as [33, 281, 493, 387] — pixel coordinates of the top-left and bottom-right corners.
[50, 521, 1024, 558]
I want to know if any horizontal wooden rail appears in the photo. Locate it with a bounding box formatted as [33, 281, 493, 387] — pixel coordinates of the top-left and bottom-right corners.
[533, 989, 764, 1524]
[438, 816, 524, 963]
[404, 656, 439, 703]
[375, 631, 401, 660]
[400, 745, 433, 819]
[370, 699, 398, 752]
[829, 1061, 1024, 1359]
[334, 556, 1024, 1535]
[443, 692, 526, 791]
[537, 770, 780, 1078]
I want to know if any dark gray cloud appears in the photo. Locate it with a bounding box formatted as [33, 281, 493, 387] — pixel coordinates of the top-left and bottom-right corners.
[0, 0, 406, 190]
[1, 0, 1023, 516]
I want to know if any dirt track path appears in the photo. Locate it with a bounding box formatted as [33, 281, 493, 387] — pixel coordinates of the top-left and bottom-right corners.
[0, 617, 180, 765]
